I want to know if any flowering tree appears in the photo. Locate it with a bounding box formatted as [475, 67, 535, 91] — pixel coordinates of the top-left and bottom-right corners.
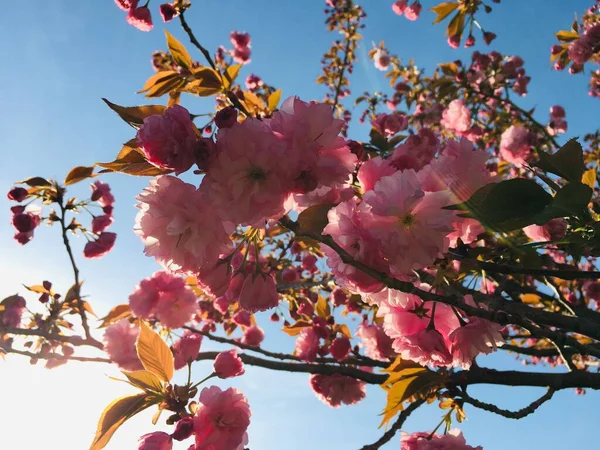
[4, 1, 600, 449]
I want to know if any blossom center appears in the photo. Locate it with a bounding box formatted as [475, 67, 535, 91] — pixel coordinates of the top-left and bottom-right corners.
[400, 212, 415, 230]
[247, 166, 267, 181]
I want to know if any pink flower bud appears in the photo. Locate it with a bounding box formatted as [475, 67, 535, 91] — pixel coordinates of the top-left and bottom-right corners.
[137, 431, 172, 450]
[172, 417, 194, 441]
[7, 187, 28, 202]
[245, 74, 263, 90]
[115, 0, 138, 11]
[282, 268, 299, 283]
[329, 336, 351, 361]
[238, 273, 279, 313]
[232, 310, 252, 327]
[301, 254, 319, 273]
[392, 0, 408, 16]
[483, 31, 497, 45]
[83, 232, 116, 259]
[332, 288, 347, 307]
[404, 1, 421, 21]
[270, 312, 280, 322]
[448, 34, 460, 49]
[91, 215, 114, 234]
[230, 31, 251, 48]
[297, 299, 315, 317]
[232, 46, 252, 64]
[91, 181, 114, 206]
[173, 331, 202, 370]
[127, 6, 153, 32]
[242, 325, 265, 346]
[215, 107, 238, 129]
[159, 3, 178, 22]
[550, 105, 566, 119]
[1, 295, 26, 328]
[214, 349, 245, 378]
[464, 35, 475, 47]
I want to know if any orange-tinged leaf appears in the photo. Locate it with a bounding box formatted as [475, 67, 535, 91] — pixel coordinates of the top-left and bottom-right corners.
[165, 30, 193, 69]
[142, 72, 185, 98]
[98, 304, 131, 328]
[18, 177, 51, 187]
[136, 321, 174, 382]
[555, 30, 579, 42]
[267, 89, 282, 112]
[23, 284, 50, 294]
[582, 168, 597, 189]
[89, 393, 155, 450]
[65, 166, 96, 185]
[96, 149, 171, 177]
[296, 203, 335, 236]
[447, 11, 465, 37]
[168, 91, 181, 107]
[520, 293, 541, 304]
[102, 98, 166, 128]
[139, 70, 178, 93]
[334, 323, 352, 339]
[242, 90, 266, 114]
[183, 79, 223, 97]
[282, 320, 312, 336]
[431, 2, 458, 24]
[223, 64, 242, 88]
[122, 370, 164, 393]
[315, 295, 331, 319]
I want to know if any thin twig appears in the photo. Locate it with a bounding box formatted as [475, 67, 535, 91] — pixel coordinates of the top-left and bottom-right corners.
[459, 388, 555, 419]
[4, 347, 110, 364]
[2, 326, 103, 349]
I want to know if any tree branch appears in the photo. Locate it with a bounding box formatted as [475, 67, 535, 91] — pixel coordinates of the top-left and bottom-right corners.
[459, 388, 555, 419]
[2, 326, 103, 349]
[3, 347, 110, 364]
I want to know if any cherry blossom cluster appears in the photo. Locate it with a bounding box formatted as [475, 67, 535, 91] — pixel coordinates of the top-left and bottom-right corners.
[114, 0, 180, 32]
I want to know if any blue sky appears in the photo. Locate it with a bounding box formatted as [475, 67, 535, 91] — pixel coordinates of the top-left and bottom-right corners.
[0, 1, 598, 449]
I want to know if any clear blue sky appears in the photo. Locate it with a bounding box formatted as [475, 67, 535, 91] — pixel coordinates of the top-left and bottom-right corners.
[0, 1, 598, 449]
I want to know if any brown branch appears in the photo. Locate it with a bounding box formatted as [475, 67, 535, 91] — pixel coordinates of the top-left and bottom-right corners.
[58, 199, 97, 345]
[2, 326, 103, 349]
[187, 328, 387, 368]
[459, 388, 555, 419]
[4, 347, 110, 364]
[279, 216, 600, 342]
[471, 260, 600, 281]
[359, 398, 427, 450]
[195, 351, 386, 384]
[331, 19, 354, 111]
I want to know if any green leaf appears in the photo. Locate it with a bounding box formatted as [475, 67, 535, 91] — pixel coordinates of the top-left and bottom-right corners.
[165, 30, 193, 69]
[535, 138, 584, 182]
[539, 182, 592, 220]
[122, 370, 164, 393]
[445, 179, 553, 231]
[296, 203, 335, 236]
[431, 2, 459, 24]
[369, 128, 388, 152]
[89, 393, 155, 450]
[65, 166, 95, 186]
[102, 99, 166, 129]
[136, 321, 174, 383]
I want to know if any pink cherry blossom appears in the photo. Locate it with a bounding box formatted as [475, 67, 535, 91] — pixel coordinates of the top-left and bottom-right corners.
[523, 218, 567, 242]
[83, 232, 116, 259]
[103, 319, 143, 371]
[196, 262, 232, 298]
[194, 386, 251, 450]
[7, 187, 28, 202]
[268, 97, 356, 190]
[329, 336, 351, 361]
[136, 105, 197, 174]
[295, 327, 320, 362]
[392, 0, 408, 16]
[449, 317, 504, 369]
[323, 198, 388, 292]
[418, 138, 492, 203]
[440, 99, 471, 135]
[230, 31, 251, 48]
[568, 38, 593, 64]
[404, 1, 422, 21]
[390, 128, 439, 171]
[357, 157, 396, 192]
[232, 310, 252, 327]
[138, 432, 172, 450]
[400, 328, 452, 366]
[232, 46, 252, 64]
[372, 113, 408, 137]
[499, 125, 530, 166]
[115, 0, 137, 11]
[447, 217, 485, 247]
[201, 119, 289, 227]
[363, 170, 454, 275]
[373, 49, 391, 71]
[91, 215, 114, 234]
[159, 4, 178, 23]
[173, 330, 202, 370]
[238, 272, 279, 313]
[310, 373, 366, 407]
[356, 321, 395, 360]
[242, 326, 264, 347]
[91, 181, 115, 206]
[126, 6, 153, 31]
[401, 429, 482, 450]
[172, 417, 194, 441]
[135, 176, 232, 273]
[245, 74, 263, 90]
[214, 349, 245, 378]
[1, 295, 26, 328]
